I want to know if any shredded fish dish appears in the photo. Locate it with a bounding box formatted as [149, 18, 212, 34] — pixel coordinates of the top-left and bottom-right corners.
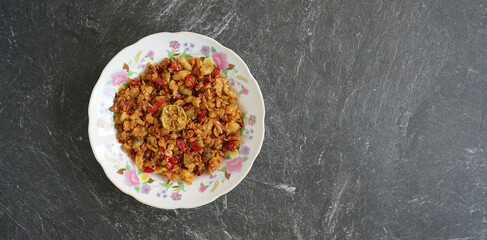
[109, 56, 243, 184]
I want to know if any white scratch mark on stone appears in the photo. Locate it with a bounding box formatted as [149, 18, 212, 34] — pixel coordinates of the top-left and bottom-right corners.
[465, 148, 484, 154]
[155, 0, 180, 21]
[1, 203, 28, 231]
[46, 126, 57, 144]
[211, 15, 234, 38]
[222, 229, 232, 239]
[276, 184, 296, 194]
[327, 176, 349, 230]
[299, 136, 307, 152]
[295, 53, 305, 78]
[184, 225, 208, 240]
[63, 147, 70, 158]
[318, 149, 325, 164]
[222, 195, 227, 210]
[408, 198, 418, 203]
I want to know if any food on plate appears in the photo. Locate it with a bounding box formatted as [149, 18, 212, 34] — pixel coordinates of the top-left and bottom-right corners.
[109, 56, 243, 184]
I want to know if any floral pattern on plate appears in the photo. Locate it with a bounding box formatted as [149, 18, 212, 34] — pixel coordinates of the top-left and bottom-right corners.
[88, 32, 264, 209]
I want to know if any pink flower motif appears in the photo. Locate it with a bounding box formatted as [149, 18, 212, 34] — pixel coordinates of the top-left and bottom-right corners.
[147, 50, 154, 58]
[123, 169, 140, 187]
[111, 69, 128, 86]
[226, 157, 243, 174]
[212, 52, 229, 69]
[242, 87, 249, 95]
[199, 185, 207, 192]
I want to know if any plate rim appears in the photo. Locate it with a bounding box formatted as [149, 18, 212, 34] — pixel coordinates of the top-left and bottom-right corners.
[87, 31, 265, 209]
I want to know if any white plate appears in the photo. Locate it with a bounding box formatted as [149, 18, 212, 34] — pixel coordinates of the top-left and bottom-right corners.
[88, 32, 265, 209]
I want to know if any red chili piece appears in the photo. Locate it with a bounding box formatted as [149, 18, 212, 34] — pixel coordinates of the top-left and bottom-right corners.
[203, 75, 210, 83]
[223, 140, 238, 151]
[214, 119, 226, 131]
[143, 168, 154, 173]
[146, 97, 165, 113]
[183, 104, 192, 111]
[188, 141, 202, 152]
[170, 62, 180, 71]
[196, 109, 206, 120]
[176, 138, 186, 152]
[156, 78, 168, 91]
[212, 67, 220, 78]
[166, 172, 173, 184]
[160, 147, 179, 171]
[185, 74, 195, 88]
[128, 79, 141, 85]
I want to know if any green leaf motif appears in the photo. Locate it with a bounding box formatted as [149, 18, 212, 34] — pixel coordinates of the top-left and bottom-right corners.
[128, 60, 133, 65]
[205, 54, 210, 58]
[222, 69, 228, 76]
[137, 168, 142, 175]
[167, 50, 175, 60]
[219, 167, 227, 172]
[160, 182, 174, 190]
[210, 46, 216, 52]
[135, 187, 140, 193]
[243, 156, 249, 162]
[234, 69, 238, 73]
[177, 182, 186, 192]
[125, 163, 131, 170]
[122, 82, 129, 88]
[181, 51, 192, 58]
[105, 81, 110, 86]
[239, 127, 245, 136]
[128, 71, 135, 76]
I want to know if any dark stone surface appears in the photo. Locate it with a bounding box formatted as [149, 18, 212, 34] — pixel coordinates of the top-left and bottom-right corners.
[1, 0, 487, 239]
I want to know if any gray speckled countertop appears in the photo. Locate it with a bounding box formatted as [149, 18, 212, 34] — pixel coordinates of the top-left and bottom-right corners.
[2, 1, 487, 239]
